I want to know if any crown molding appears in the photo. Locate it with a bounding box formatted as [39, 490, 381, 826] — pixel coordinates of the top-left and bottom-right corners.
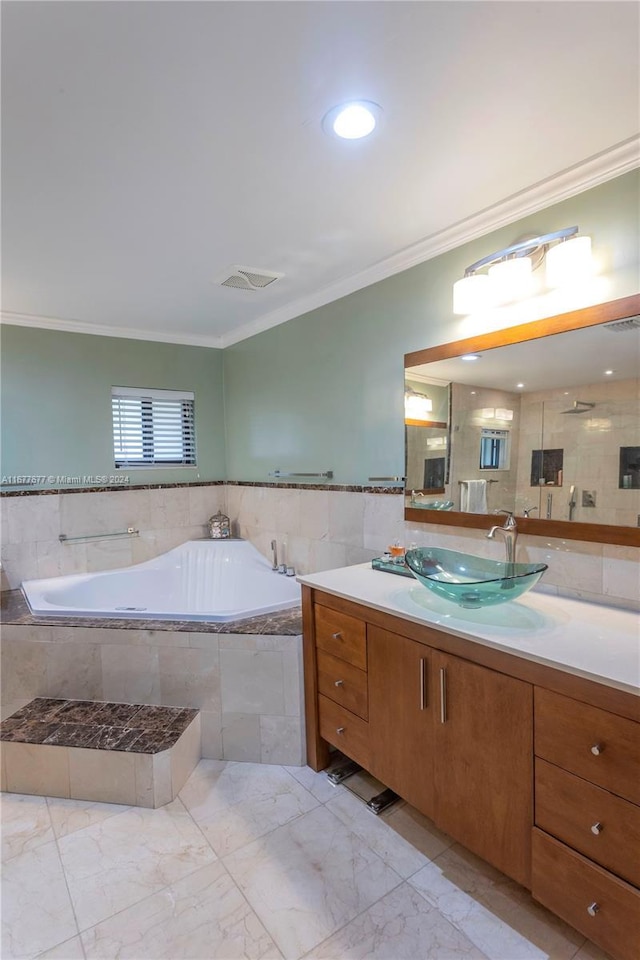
[0, 311, 224, 349]
[221, 135, 640, 347]
[2, 137, 638, 350]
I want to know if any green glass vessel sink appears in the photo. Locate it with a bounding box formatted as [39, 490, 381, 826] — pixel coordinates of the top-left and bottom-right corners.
[409, 499, 455, 510]
[404, 547, 548, 609]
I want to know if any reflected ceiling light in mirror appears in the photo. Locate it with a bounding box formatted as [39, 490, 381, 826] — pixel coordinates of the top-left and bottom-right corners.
[452, 226, 592, 315]
[404, 386, 433, 420]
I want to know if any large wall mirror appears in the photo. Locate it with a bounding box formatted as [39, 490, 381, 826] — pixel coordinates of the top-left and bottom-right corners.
[405, 295, 640, 547]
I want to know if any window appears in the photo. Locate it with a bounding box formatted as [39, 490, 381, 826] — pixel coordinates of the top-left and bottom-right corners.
[111, 387, 196, 467]
[479, 428, 510, 470]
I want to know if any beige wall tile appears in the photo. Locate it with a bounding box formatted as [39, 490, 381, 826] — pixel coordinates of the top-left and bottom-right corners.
[221, 712, 261, 762]
[5, 743, 70, 798]
[200, 710, 223, 760]
[170, 715, 201, 798]
[152, 751, 173, 808]
[159, 645, 220, 711]
[46, 640, 103, 700]
[68, 748, 136, 805]
[100, 644, 161, 704]
[134, 754, 155, 808]
[220, 649, 284, 715]
[1, 637, 48, 705]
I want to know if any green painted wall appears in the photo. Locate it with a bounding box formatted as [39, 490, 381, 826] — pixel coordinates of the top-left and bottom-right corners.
[0, 327, 226, 487]
[223, 171, 639, 482]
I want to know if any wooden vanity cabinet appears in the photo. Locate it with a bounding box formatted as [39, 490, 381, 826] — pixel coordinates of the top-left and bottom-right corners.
[302, 586, 639, 960]
[368, 626, 435, 819]
[433, 651, 532, 888]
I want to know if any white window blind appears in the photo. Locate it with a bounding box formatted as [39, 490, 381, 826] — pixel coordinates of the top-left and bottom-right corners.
[112, 387, 196, 467]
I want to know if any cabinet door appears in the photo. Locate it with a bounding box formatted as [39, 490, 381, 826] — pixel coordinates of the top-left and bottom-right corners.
[368, 626, 435, 819]
[434, 651, 533, 887]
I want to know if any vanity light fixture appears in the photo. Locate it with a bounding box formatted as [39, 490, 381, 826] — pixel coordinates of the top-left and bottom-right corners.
[452, 226, 593, 314]
[405, 386, 433, 420]
[323, 101, 381, 140]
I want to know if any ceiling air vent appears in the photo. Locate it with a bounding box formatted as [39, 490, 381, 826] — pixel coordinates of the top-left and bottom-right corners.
[603, 316, 640, 332]
[217, 266, 283, 292]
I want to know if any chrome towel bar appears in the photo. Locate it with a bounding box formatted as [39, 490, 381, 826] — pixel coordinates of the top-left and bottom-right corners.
[59, 527, 139, 543]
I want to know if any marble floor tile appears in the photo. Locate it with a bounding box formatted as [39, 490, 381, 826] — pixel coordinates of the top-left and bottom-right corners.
[283, 764, 343, 803]
[80, 861, 282, 959]
[409, 844, 584, 960]
[57, 798, 216, 931]
[1, 793, 54, 861]
[224, 804, 402, 960]
[325, 791, 431, 879]
[179, 759, 318, 856]
[1, 840, 78, 959]
[46, 796, 131, 840]
[306, 881, 488, 959]
[381, 801, 454, 862]
[571, 941, 611, 960]
[37, 936, 86, 959]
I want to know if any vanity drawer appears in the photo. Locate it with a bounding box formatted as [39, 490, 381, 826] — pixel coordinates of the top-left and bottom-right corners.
[535, 688, 640, 805]
[535, 758, 640, 887]
[317, 650, 368, 720]
[532, 829, 640, 960]
[315, 605, 367, 671]
[318, 694, 370, 768]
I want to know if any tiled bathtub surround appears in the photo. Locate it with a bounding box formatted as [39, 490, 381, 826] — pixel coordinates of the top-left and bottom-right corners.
[1, 698, 201, 807]
[0, 622, 305, 766]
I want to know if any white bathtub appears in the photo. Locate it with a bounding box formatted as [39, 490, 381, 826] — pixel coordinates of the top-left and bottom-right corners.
[21, 539, 301, 622]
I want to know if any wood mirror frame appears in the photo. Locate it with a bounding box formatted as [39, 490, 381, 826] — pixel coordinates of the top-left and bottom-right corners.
[404, 294, 640, 548]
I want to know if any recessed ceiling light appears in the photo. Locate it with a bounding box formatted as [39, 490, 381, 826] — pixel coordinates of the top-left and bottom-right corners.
[461, 354, 481, 361]
[604, 369, 614, 375]
[323, 101, 381, 140]
[516, 383, 525, 389]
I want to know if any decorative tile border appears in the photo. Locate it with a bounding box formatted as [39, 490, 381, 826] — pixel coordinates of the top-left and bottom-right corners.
[1, 479, 403, 497]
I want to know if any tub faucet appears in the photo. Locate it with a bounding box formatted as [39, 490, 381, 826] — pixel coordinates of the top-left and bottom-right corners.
[486, 510, 518, 563]
[271, 539, 278, 571]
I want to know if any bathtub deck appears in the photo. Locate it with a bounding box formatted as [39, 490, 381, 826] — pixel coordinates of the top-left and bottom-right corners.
[1, 698, 201, 807]
[1, 588, 302, 634]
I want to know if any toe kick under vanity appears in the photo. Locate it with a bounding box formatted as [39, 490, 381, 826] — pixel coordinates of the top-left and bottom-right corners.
[297, 564, 640, 960]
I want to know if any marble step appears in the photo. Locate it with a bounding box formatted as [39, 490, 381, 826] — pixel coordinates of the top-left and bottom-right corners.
[0, 698, 201, 807]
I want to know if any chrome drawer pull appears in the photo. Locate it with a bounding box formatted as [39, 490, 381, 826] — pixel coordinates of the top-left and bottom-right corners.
[331, 632, 343, 640]
[590, 743, 603, 756]
[420, 658, 427, 710]
[590, 821, 603, 836]
[439, 667, 447, 724]
[334, 679, 344, 687]
[587, 902, 600, 917]
[336, 726, 345, 735]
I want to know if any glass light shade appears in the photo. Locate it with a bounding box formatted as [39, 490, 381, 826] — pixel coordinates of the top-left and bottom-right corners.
[488, 257, 533, 304]
[546, 236, 592, 287]
[405, 393, 433, 420]
[332, 104, 376, 139]
[453, 274, 493, 315]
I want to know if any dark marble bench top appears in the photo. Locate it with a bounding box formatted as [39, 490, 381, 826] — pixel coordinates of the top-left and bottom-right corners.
[1, 589, 302, 635]
[0, 698, 198, 754]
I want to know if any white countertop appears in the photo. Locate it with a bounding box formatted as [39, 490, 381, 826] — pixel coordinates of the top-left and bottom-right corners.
[298, 564, 640, 695]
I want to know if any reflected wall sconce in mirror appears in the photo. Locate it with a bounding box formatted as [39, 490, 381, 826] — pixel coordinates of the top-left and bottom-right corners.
[404, 386, 433, 420]
[453, 226, 593, 314]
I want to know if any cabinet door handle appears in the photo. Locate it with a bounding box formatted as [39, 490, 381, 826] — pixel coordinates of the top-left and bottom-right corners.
[336, 726, 345, 735]
[334, 679, 344, 687]
[591, 743, 603, 756]
[420, 658, 427, 710]
[439, 667, 447, 724]
[590, 822, 603, 836]
[331, 632, 343, 640]
[587, 902, 600, 917]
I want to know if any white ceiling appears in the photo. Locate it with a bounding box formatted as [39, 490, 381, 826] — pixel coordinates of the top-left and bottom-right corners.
[2, 1, 639, 348]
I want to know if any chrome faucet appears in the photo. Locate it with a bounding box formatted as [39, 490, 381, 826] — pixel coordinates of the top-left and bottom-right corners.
[486, 510, 518, 563]
[271, 539, 278, 571]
